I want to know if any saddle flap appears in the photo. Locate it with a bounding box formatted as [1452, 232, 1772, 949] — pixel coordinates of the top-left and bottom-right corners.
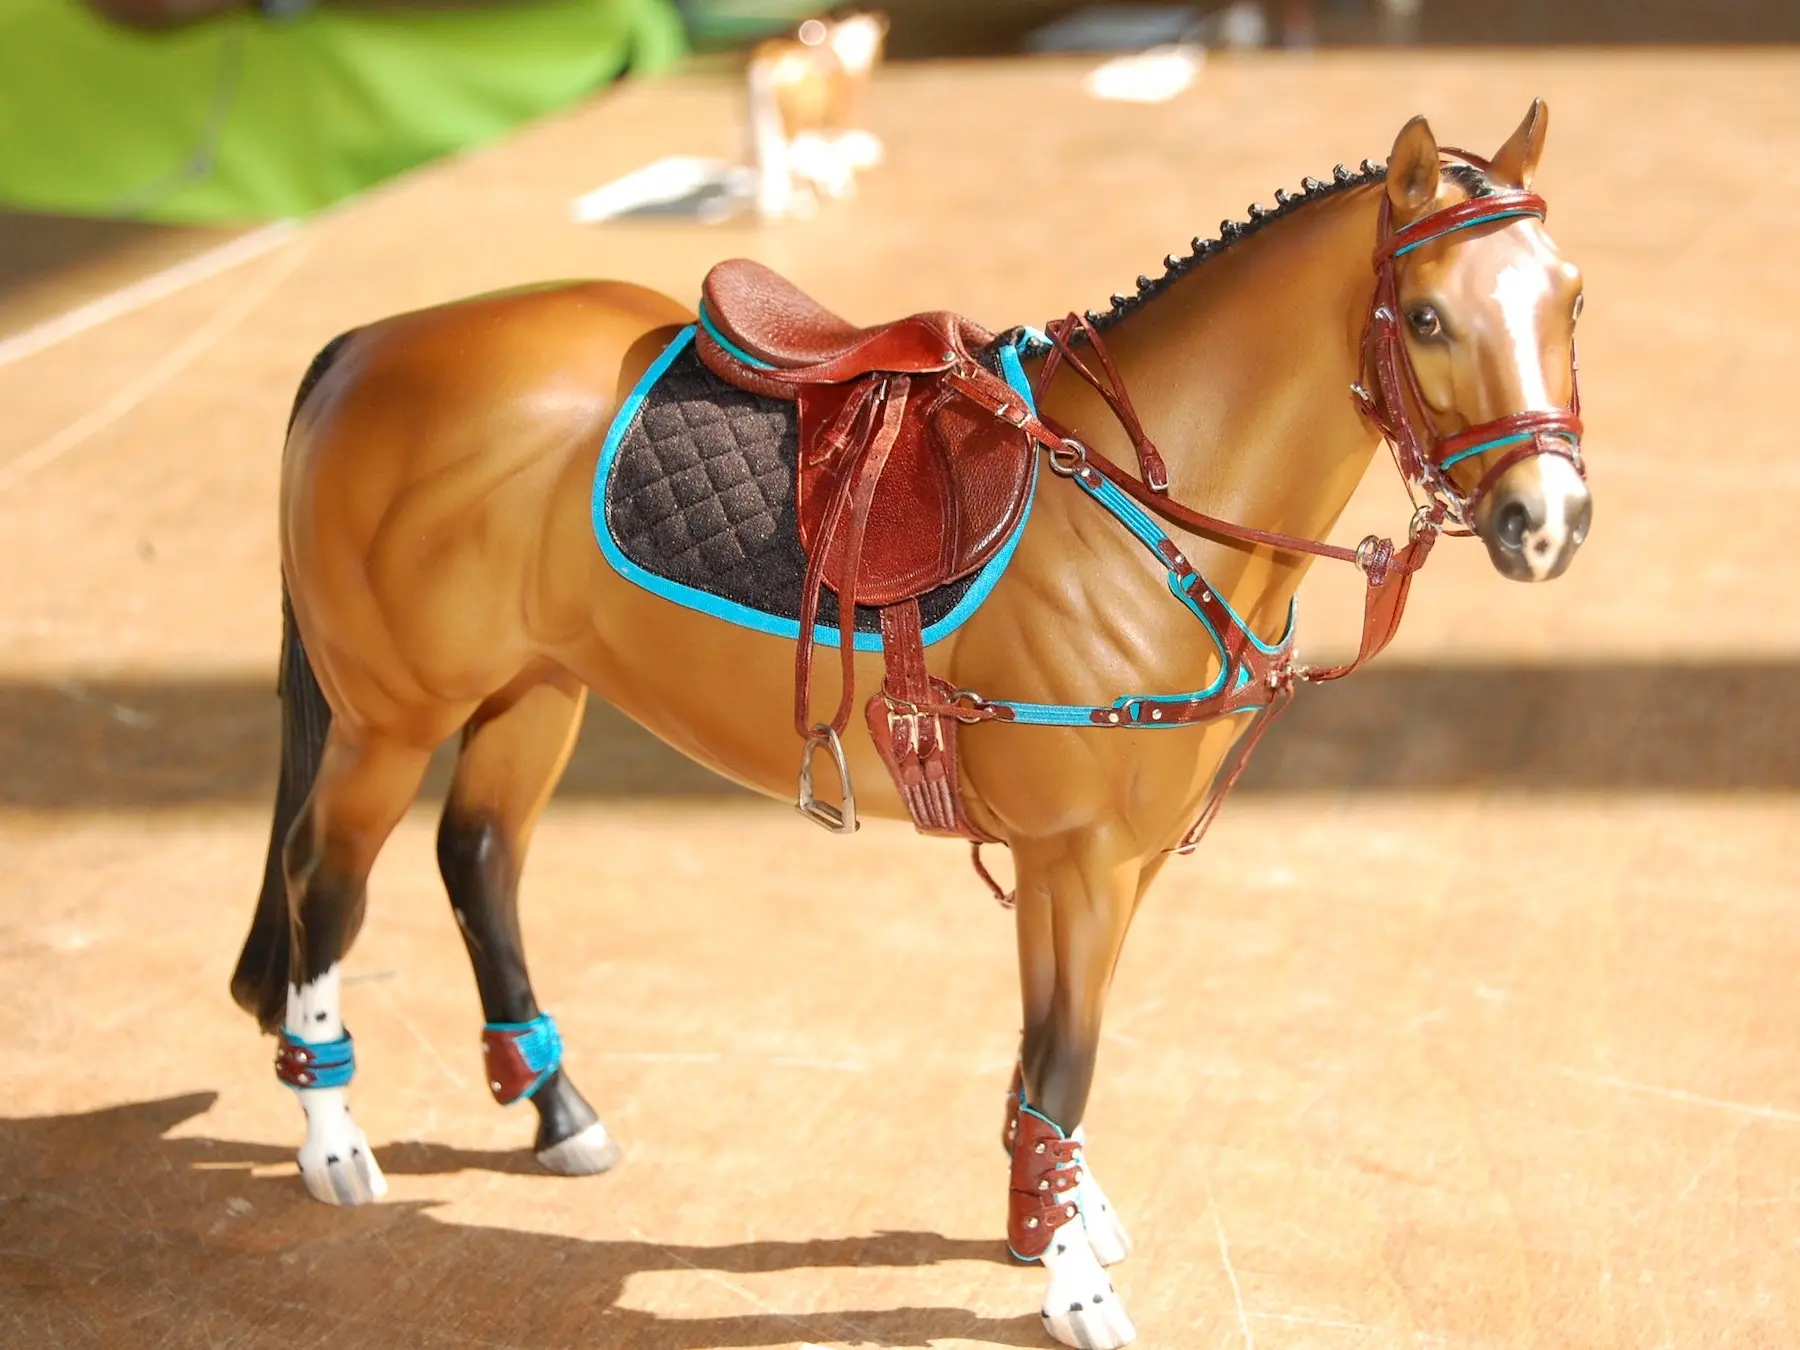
[795, 372, 1035, 606]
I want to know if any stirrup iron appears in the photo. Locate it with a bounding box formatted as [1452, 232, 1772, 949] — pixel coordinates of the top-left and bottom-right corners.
[797, 725, 859, 834]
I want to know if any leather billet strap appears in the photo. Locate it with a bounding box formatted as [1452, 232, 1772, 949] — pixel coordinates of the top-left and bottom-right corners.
[866, 601, 998, 843]
[792, 376, 910, 741]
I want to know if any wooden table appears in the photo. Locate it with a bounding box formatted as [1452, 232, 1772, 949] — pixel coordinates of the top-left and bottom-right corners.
[3, 47, 1798, 1350]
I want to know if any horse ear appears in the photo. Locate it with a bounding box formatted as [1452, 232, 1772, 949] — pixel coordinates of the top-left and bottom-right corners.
[1490, 98, 1548, 189]
[1386, 115, 1440, 220]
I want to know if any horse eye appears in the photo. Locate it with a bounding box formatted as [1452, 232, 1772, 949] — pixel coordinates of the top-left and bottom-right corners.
[1406, 305, 1443, 339]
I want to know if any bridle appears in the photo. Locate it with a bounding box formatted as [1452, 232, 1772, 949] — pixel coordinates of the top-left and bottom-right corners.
[1351, 147, 1585, 531]
[1022, 148, 1585, 615]
[959, 153, 1588, 869]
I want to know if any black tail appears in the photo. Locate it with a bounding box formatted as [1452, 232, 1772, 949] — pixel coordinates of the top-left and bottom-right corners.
[230, 333, 353, 1031]
[230, 585, 332, 1030]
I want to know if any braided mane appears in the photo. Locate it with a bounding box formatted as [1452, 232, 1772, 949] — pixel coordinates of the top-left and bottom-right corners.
[1080, 158, 1389, 333]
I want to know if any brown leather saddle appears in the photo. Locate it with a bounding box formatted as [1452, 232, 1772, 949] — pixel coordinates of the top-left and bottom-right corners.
[694, 258, 1040, 838]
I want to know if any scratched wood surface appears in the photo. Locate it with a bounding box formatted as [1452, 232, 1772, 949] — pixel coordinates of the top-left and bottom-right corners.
[3, 48, 1798, 1350]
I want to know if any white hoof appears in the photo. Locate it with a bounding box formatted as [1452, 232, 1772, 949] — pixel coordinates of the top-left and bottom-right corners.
[296, 1094, 386, 1206]
[1041, 1223, 1136, 1349]
[1081, 1170, 1134, 1267]
[536, 1121, 622, 1176]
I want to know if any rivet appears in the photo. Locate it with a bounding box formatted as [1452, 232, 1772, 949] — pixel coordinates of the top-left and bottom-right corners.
[1066, 1205, 1077, 1217]
[1039, 1180, 1049, 1190]
[1150, 708, 1163, 721]
[491, 1081, 503, 1092]
[1035, 1142, 1046, 1154]
[1107, 711, 1121, 724]
[1026, 1217, 1039, 1229]
[1201, 591, 1213, 602]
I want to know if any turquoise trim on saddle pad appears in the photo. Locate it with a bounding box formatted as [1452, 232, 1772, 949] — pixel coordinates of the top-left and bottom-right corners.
[590, 324, 1042, 653]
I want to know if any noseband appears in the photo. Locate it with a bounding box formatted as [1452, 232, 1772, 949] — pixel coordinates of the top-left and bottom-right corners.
[1353, 148, 1585, 528]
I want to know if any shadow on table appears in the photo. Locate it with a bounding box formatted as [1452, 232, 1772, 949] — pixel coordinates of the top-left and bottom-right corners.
[2, 661, 1795, 810]
[0, 1093, 1041, 1350]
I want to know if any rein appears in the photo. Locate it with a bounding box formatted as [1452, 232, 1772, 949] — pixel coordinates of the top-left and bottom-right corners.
[952, 158, 1585, 891]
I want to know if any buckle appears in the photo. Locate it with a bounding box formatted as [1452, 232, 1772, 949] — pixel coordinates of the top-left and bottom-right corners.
[1047, 439, 1089, 477]
[796, 726, 858, 834]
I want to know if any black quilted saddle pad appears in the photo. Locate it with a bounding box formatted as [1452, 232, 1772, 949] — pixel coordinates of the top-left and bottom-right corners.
[597, 330, 1000, 640]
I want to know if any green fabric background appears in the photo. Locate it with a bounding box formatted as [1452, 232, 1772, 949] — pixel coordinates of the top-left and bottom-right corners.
[0, 0, 687, 222]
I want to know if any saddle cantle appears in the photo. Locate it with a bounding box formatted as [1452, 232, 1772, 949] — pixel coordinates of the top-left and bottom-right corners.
[694, 258, 1042, 839]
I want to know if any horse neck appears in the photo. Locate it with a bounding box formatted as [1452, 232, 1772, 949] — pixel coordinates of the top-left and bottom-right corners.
[1037, 185, 1387, 626]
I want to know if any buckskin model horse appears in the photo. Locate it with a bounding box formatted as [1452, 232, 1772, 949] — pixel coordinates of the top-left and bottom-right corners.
[231, 103, 1590, 1349]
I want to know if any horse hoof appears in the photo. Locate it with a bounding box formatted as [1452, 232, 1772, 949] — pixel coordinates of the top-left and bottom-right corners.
[299, 1143, 387, 1206]
[1042, 1299, 1137, 1350]
[1041, 1227, 1136, 1349]
[296, 1099, 387, 1206]
[536, 1121, 622, 1176]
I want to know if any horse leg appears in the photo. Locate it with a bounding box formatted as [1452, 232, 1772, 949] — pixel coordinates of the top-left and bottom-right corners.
[437, 677, 620, 1176]
[1007, 833, 1143, 1350]
[1001, 846, 1169, 1272]
[281, 730, 432, 1206]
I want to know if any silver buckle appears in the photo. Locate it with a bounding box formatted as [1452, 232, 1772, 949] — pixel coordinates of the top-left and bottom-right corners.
[796, 726, 859, 834]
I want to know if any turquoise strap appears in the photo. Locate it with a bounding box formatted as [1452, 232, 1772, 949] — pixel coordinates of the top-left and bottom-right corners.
[276, 1029, 355, 1090]
[1391, 206, 1545, 257]
[1436, 427, 1578, 471]
[977, 456, 1293, 728]
[485, 1013, 563, 1101]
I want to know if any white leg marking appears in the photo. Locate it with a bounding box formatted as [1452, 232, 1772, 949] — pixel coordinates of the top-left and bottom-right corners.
[286, 965, 387, 1206]
[1071, 1126, 1132, 1267]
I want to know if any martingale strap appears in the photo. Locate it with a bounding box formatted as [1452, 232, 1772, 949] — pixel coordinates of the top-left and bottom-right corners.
[482, 1013, 564, 1105]
[275, 1028, 355, 1091]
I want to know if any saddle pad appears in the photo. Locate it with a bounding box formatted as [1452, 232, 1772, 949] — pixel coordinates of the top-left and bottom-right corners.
[593, 325, 1041, 651]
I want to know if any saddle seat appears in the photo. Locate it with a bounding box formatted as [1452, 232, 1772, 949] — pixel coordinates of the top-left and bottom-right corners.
[702, 257, 1002, 384]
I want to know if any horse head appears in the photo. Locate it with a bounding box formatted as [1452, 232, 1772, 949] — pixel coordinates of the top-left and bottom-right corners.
[1378, 100, 1592, 582]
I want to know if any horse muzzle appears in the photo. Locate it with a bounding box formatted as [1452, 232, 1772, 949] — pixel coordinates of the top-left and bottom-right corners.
[1475, 451, 1592, 582]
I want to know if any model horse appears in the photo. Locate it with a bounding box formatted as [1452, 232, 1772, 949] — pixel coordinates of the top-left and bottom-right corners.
[746, 9, 888, 219]
[231, 101, 1589, 1349]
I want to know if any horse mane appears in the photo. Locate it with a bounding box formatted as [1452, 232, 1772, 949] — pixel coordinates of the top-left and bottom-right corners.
[1071, 156, 1496, 335]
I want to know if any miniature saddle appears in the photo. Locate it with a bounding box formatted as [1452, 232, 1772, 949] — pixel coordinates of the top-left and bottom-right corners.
[694, 258, 1042, 839]
[698, 259, 1036, 603]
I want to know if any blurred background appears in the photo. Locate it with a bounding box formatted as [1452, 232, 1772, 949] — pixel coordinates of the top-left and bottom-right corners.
[5, 0, 1799, 333]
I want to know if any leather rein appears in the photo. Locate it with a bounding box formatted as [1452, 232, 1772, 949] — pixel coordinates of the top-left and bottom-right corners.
[947, 156, 1585, 871]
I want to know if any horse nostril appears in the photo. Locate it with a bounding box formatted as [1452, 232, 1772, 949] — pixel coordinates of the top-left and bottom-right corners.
[1570, 493, 1593, 547]
[1496, 499, 1530, 551]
